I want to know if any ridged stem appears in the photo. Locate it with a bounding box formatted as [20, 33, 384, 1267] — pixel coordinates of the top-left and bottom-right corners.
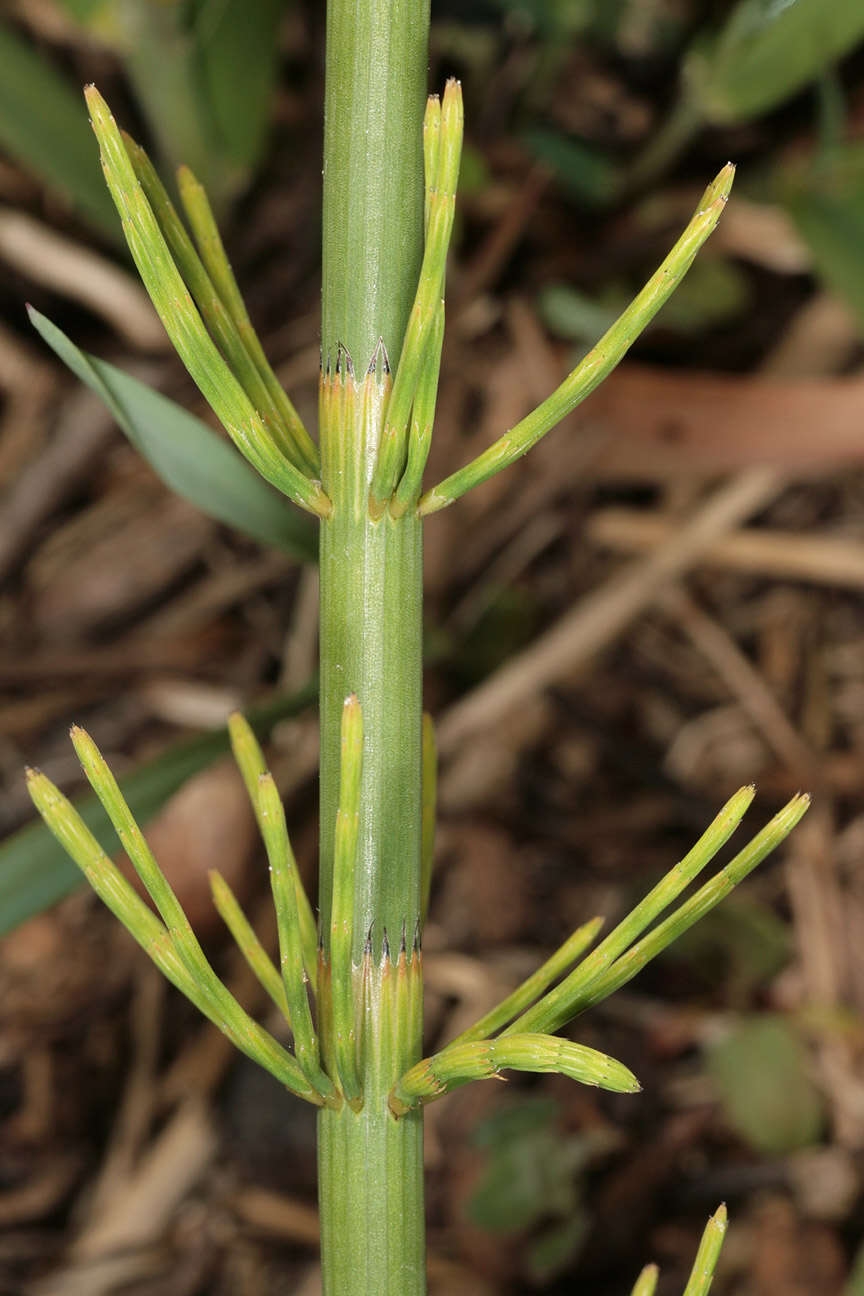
[321, 0, 430, 370]
[319, 951, 424, 1294]
[318, 5, 430, 1288]
[318, 367, 423, 953]
[317, 366, 425, 1291]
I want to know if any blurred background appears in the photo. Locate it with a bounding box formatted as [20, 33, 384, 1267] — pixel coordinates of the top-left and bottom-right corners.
[2, 1, 864, 1292]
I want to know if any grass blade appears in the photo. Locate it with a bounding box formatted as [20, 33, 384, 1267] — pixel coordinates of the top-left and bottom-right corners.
[686, 0, 864, 126]
[0, 21, 118, 238]
[28, 307, 317, 562]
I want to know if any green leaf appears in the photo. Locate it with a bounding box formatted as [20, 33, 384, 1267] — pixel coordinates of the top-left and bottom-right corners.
[110, 3, 236, 210]
[538, 283, 620, 346]
[28, 308, 317, 562]
[0, 683, 316, 937]
[781, 144, 864, 336]
[521, 127, 618, 206]
[468, 1098, 593, 1278]
[55, 0, 283, 208]
[472, 1095, 560, 1148]
[528, 1215, 588, 1282]
[685, 0, 864, 125]
[539, 258, 749, 346]
[705, 1015, 825, 1154]
[0, 21, 118, 238]
[468, 1099, 584, 1234]
[190, 0, 284, 174]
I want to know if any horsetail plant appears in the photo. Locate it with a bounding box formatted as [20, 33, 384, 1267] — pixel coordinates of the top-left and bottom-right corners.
[26, 4, 810, 1291]
[628, 1204, 727, 1296]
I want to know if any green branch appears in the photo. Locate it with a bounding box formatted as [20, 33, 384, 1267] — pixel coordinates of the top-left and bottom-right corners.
[418, 164, 735, 516]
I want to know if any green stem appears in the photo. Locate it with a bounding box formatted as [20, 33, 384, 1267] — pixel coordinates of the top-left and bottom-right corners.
[317, 363, 425, 1295]
[321, 0, 430, 371]
[318, 3, 430, 1291]
[318, 368, 423, 958]
[319, 953, 424, 1293]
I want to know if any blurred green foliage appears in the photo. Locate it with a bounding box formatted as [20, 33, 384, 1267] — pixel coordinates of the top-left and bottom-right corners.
[0, 21, 118, 237]
[491, 0, 594, 40]
[469, 0, 864, 349]
[0, 0, 285, 232]
[521, 128, 618, 207]
[468, 1098, 597, 1281]
[30, 308, 317, 560]
[489, 0, 864, 154]
[663, 895, 791, 1003]
[781, 142, 864, 334]
[705, 1015, 825, 1154]
[540, 257, 750, 349]
[105, 0, 284, 207]
[684, 0, 864, 126]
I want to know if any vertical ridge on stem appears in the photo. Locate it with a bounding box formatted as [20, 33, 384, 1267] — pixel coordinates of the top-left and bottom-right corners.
[322, 0, 430, 372]
[318, 6, 430, 1286]
[318, 362, 423, 960]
